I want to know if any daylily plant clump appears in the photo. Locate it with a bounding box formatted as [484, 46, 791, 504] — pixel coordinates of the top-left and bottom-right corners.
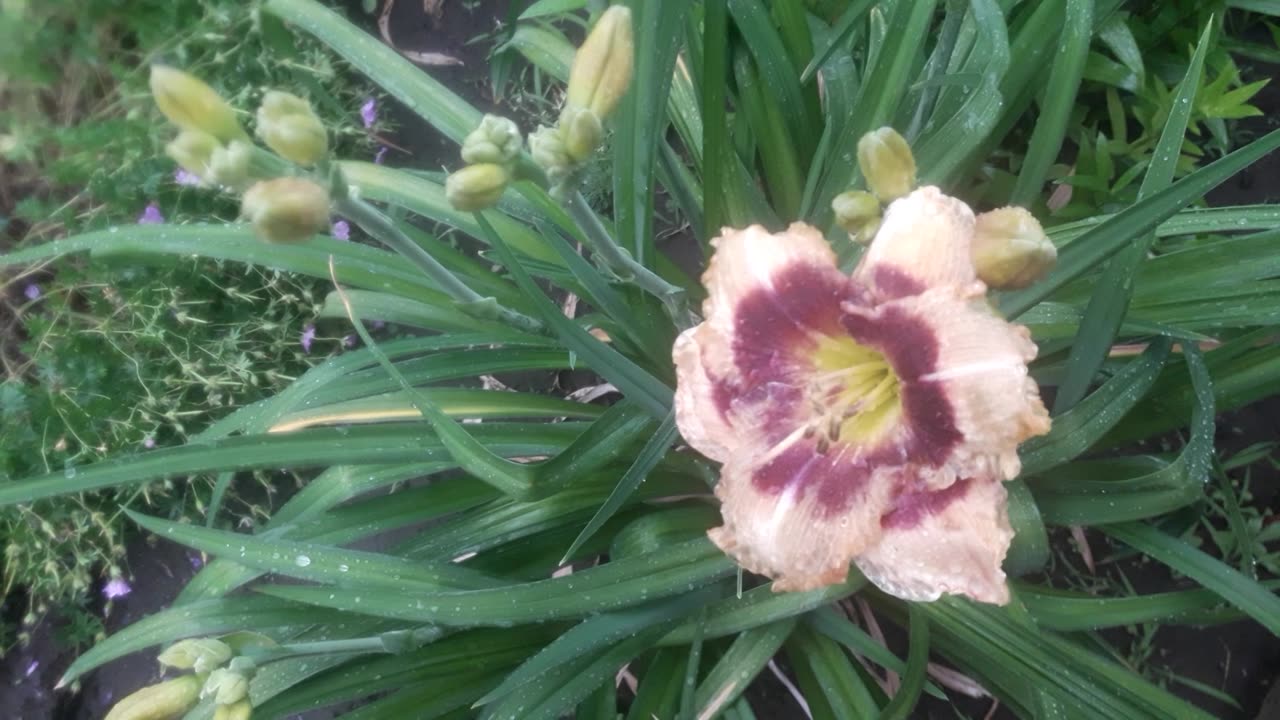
[676, 182, 1054, 603]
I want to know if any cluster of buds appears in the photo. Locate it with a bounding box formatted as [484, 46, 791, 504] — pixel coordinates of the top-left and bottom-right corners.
[446, 114, 523, 211]
[105, 637, 254, 720]
[529, 5, 633, 195]
[831, 127, 918, 245]
[149, 66, 332, 244]
[833, 127, 1055, 289]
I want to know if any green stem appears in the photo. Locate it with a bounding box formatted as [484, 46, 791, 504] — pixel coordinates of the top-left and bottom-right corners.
[334, 195, 543, 334]
[564, 190, 694, 328]
[251, 627, 446, 662]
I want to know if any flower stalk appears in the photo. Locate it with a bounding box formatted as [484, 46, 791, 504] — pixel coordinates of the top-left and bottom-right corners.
[564, 190, 694, 328]
[333, 194, 543, 334]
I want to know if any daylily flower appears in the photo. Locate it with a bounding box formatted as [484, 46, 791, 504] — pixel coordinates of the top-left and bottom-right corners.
[673, 186, 1050, 604]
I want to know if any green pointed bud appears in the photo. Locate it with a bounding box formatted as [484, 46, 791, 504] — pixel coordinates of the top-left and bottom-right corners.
[158, 638, 232, 674]
[831, 190, 882, 245]
[857, 127, 916, 202]
[559, 106, 604, 162]
[445, 163, 509, 211]
[165, 131, 220, 180]
[214, 700, 252, 720]
[104, 675, 201, 720]
[227, 656, 257, 676]
[203, 668, 250, 705]
[150, 66, 245, 143]
[256, 90, 328, 166]
[567, 5, 634, 119]
[461, 114, 522, 166]
[529, 124, 571, 180]
[207, 141, 253, 190]
[972, 206, 1057, 289]
[241, 178, 330, 244]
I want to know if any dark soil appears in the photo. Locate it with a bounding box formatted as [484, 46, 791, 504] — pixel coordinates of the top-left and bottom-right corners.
[3, 2, 1279, 719]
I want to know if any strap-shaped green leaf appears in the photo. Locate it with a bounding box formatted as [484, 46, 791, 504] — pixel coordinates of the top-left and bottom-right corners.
[1054, 21, 1214, 413]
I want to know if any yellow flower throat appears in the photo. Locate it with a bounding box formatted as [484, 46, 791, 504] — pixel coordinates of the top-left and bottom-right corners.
[807, 335, 902, 451]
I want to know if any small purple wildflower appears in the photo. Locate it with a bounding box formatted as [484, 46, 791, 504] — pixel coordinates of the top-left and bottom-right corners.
[189, 553, 204, 570]
[143, 436, 156, 449]
[301, 324, 317, 354]
[103, 577, 131, 600]
[23, 284, 41, 301]
[343, 334, 357, 348]
[360, 98, 378, 128]
[332, 220, 351, 241]
[25, 660, 39, 678]
[371, 319, 386, 330]
[374, 146, 388, 165]
[174, 169, 201, 187]
[138, 203, 165, 224]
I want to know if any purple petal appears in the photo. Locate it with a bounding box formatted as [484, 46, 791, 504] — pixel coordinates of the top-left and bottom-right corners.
[343, 334, 357, 348]
[361, 98, 378, 128]
[138, 203, 165, 224]
[25, 660, 39, 677]
[331, 220, 351, 241]
[301, 324, 316, 354]
[189, 553, 204, 569]
[174, 169, 202, 187]
[374, 146, 388, 165]
[143, 436, 156, 449]
[23, 284, 41, 301]
[103, 578, 131, 600]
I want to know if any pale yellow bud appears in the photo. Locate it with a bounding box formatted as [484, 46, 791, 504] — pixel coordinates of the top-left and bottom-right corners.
[559, 106, 604, 162]
[164, 131, 220, 179]
[256, 91, 328, 166]
[831, 190, 882, 245]
[241, 178, 330, 244]
[567, 6, 634, 119]
[207, 141, 253, 190]
[157, 638, 232, 674]
[203, 668, 249, 705]
[529, 124, 571, 178]
[445, 163, 509, 211]
[857, 127, 916, 202]
[461, 114, 522, 166]
[104, 675, 201, 720]
[214, 700, 252, 720]
[972, 206, 1057, 289]
[150, 66, 245, 143]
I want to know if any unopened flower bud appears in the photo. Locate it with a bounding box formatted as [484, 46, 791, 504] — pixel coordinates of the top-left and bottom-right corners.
[567, 6, 634, 119]
[165, 131, 220, 179]
[207, 141, 253, 190]
[445, 163, 509, 211]
[529, 124, 571, 181]
[857, 127, 916, 202]
[203, 668, 249, 705]
[256, 91, 328, 166]
[158, 638, 232, 674]
[559, 106, 604, 162]
[831, 190, 882, 245]
[104, 675, 201, 720]
[461, 115, 522, 167]
[214, 700, 252, 720]
[241, 178, 330, 244]
[150, 66, 245, 143]
[972, 206, 1057, 289]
